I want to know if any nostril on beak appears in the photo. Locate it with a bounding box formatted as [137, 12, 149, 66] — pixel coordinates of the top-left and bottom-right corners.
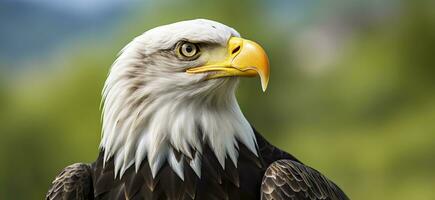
[232, 46, 241, 55]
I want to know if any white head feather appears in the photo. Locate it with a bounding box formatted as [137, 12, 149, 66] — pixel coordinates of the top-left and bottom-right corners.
[100, 19, 258, 179]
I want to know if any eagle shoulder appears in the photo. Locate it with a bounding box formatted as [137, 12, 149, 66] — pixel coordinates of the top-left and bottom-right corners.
[46, 163, 93, 200]
[260, 160, 349, 200]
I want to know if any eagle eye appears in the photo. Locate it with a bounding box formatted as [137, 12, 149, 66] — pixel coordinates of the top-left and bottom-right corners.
[177, 41, 200, 59]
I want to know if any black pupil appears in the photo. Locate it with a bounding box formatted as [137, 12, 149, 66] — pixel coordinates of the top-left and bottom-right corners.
[185, 45, 193, 53]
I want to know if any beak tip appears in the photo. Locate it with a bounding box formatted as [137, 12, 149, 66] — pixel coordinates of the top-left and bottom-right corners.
[261, 81, 268, 92]
[259, 72, 269, 92]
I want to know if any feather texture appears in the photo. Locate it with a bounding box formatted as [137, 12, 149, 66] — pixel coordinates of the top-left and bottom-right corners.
[46, 163, 93, 200]
[46, 129, 349, 200]
[261, 160, 349, 200]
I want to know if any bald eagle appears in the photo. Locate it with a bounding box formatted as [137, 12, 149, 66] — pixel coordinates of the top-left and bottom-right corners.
[46, 19, 349, 200]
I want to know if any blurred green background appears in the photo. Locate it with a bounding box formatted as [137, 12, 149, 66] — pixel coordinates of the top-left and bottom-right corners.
[1, 0, 435, 199]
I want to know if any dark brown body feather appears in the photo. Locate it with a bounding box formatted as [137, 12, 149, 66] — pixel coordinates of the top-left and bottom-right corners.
[47, 129, 349, 200]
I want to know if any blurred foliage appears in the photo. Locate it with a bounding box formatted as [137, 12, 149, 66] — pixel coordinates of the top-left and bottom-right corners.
[1, 0, 435, 199]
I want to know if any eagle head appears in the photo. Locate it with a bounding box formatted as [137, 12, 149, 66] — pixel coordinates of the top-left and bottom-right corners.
[100, 19, 270, 179]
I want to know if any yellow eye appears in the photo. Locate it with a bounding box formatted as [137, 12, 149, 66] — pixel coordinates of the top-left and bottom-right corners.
[179, 42, 199, 58]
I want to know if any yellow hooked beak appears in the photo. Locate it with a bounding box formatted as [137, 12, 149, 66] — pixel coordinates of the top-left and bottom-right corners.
[186, 37, 270, 91]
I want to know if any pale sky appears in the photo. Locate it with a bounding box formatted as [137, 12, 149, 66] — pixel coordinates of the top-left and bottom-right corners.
[10, 0, 142, 15]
